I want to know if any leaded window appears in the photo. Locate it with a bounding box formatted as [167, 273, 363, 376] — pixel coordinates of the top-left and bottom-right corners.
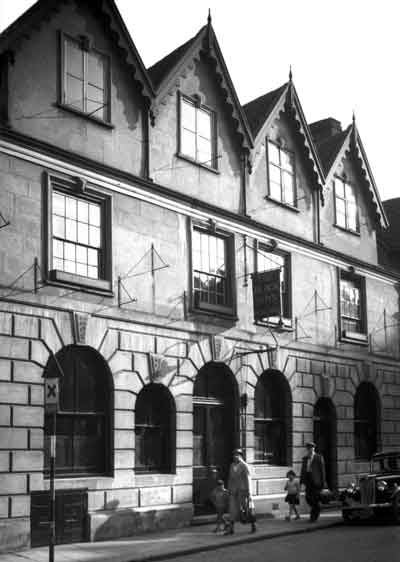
[256, 247, 291, 323]
[339, 271, 366, 338]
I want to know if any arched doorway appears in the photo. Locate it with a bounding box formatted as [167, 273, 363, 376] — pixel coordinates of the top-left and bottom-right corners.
[193, 362, 239, 514]
[313, 398, 337, 490]
[354, 382, 380, 460]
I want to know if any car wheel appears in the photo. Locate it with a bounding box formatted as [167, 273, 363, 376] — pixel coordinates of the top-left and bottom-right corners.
[342, 510, 355, 523]
[392, 494, 400, 524]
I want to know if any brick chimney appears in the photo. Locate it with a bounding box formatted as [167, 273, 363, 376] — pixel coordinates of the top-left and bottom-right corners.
[309, 118, 342, 144]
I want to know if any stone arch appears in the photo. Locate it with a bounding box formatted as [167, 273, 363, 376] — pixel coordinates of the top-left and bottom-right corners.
[254, 369, 292, 466]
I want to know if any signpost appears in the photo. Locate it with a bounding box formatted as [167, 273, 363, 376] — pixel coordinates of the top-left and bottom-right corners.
[44, 362, 61, 562]
[252, 268, 282, 322]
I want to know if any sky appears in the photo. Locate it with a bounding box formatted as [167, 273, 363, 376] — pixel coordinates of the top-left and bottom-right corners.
[0, 0, 398, 202]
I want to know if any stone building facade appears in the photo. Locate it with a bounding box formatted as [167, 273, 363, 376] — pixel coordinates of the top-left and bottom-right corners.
[0, 0, 399, 551]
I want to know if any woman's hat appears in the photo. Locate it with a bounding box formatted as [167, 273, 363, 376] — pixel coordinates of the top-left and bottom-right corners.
[305, 441, 316, 449]
[232, 448, 243, 456]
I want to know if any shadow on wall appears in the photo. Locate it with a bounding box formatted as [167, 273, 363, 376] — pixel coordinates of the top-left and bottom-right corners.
[92, 501, 192, 542]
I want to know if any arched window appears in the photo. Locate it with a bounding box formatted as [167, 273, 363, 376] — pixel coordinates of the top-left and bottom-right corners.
[254, 370, 291, 465]
[354, 382, 380, 460]
[44, 345, 113, 476]
[135, 384, 175, 473]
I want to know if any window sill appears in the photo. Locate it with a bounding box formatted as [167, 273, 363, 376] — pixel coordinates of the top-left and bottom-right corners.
[176, 152, 219, 174]
[191, 300, 237, 321]
[340, 330, 368, 345]
[48, 269, 113, 296]
[254, 319, 293, 331]
[55, 102, 114, 129]
[334, 224, 360, 237]
[264, 196, 299, 213]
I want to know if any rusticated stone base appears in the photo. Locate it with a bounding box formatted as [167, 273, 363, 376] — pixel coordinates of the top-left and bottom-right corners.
[90, 503, 193, 542]
[0, 518, 30, 552]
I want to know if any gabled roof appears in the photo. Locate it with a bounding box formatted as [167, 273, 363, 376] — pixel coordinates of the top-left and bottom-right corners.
[243, 79, 325, 194]
[242, 83, 287, 138]
[311, 118, 388, 229]
[0, 0, 155, 104]
[148, 17, 253, 152]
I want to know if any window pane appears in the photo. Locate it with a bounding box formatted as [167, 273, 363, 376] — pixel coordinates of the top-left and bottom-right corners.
[268, 142, 280, 165]
[77, 223, 89, 245]
[77, 201, 89, 223]
[66, 39, 83, 79]
[87, 84, 105, 118]
[88, 248, 98, 266]
[53, 239, 63, 259]
[89, 226, 101, 248]
[87, 51, 105, 88]
[197, 109, 211, 139]
[65, 218, 77, 242]
[197, 136, 212, 165]
[335, 179, 345, 198]
[336, 198, 346, 227]
[64, 260, 76, 273]
[88, 265, 98, 279]
[76, 245, 87, 264]
[53, 192, 65, 216]
[181, 129, 196, 159]
[282, 171, 294, 205]
[76, 263, 87, 276]
[53, 257, 63, 271]
[65, 75, 84, 111]
[269, 163, 281, 185]
[345, 182, 356, 202]
[348, 201, 358, 230]
[89, 203, 101, 226]
[181, 100, 196, 131]
[53, 215, 65, 238]
[280, 150, 293, 173]
[64, 242, 76, 262]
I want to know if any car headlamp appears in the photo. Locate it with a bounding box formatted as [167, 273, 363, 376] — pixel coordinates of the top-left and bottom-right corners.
[377, 480, 387, 492]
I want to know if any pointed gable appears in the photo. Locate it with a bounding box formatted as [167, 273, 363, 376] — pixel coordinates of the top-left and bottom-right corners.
[243, 79, 325, 195]
[148, 18, 253, 153]
[311, 117, 388, 228]
[0, 0, 154, 105]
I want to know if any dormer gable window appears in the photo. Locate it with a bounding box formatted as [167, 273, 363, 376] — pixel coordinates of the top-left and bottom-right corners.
[60, 33, 111, 124]
[334, 177, 359, 232]
[179, 95, 217, 170]
[267, 140, 296, 207]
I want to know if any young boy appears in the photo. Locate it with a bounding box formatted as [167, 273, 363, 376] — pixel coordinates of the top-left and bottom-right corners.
[210, 479, 229, 533]
[284, 470, 300, 521]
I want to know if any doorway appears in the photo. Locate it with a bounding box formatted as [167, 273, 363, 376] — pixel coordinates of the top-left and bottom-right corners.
[193, 363, 239, 514]
[313, 398, 337, 490]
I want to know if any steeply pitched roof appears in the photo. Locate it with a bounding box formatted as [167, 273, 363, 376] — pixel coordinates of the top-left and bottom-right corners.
[242, 83, 287, 138]
[0, 0, 155, 103]
[147, 19, 253, 152]
[148, 32, 201, 91]
[381, 198, 400, 249]
[312, 127, 351, 175]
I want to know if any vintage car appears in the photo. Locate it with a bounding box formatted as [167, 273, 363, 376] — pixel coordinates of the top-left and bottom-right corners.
[341, 451, 400, 523]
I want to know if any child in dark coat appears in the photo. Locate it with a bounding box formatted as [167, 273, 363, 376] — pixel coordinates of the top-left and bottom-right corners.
[210, 479, 229, 533]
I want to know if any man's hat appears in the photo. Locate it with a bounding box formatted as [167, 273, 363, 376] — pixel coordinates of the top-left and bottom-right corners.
[305, 441, 316, 448]
[232, 448, 243, 456]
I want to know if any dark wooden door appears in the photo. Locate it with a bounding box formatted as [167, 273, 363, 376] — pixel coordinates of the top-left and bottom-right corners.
[313, 398, 337, 490]
[31, 489, 88, 547]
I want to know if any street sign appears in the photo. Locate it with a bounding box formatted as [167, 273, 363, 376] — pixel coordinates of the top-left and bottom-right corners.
[45, 378, 59, 412]
[252, 268, 281, 321]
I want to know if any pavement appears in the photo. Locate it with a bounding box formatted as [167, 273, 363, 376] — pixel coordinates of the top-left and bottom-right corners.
[0, 510, 343, 562]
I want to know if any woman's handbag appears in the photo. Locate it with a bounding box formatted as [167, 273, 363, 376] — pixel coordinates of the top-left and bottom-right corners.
[239, 496, 256, 524]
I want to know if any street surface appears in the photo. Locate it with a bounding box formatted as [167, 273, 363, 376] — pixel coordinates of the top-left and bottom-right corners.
[164, 522, 400, 562]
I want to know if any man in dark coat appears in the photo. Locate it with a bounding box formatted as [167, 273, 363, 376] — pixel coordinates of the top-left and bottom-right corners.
[300, 442, 326, 522]
[224, 448, 256, 534]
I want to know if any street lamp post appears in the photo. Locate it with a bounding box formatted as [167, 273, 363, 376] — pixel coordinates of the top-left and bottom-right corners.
[43, 366, 61, 562]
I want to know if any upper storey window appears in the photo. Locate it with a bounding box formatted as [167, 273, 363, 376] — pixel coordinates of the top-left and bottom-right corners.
[179, 96, 216, 169]
[267, 141, 295, 206]
[61, 34, 110, 124]
[334, 177, 359, 232]
[46, 173, 112, 294]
